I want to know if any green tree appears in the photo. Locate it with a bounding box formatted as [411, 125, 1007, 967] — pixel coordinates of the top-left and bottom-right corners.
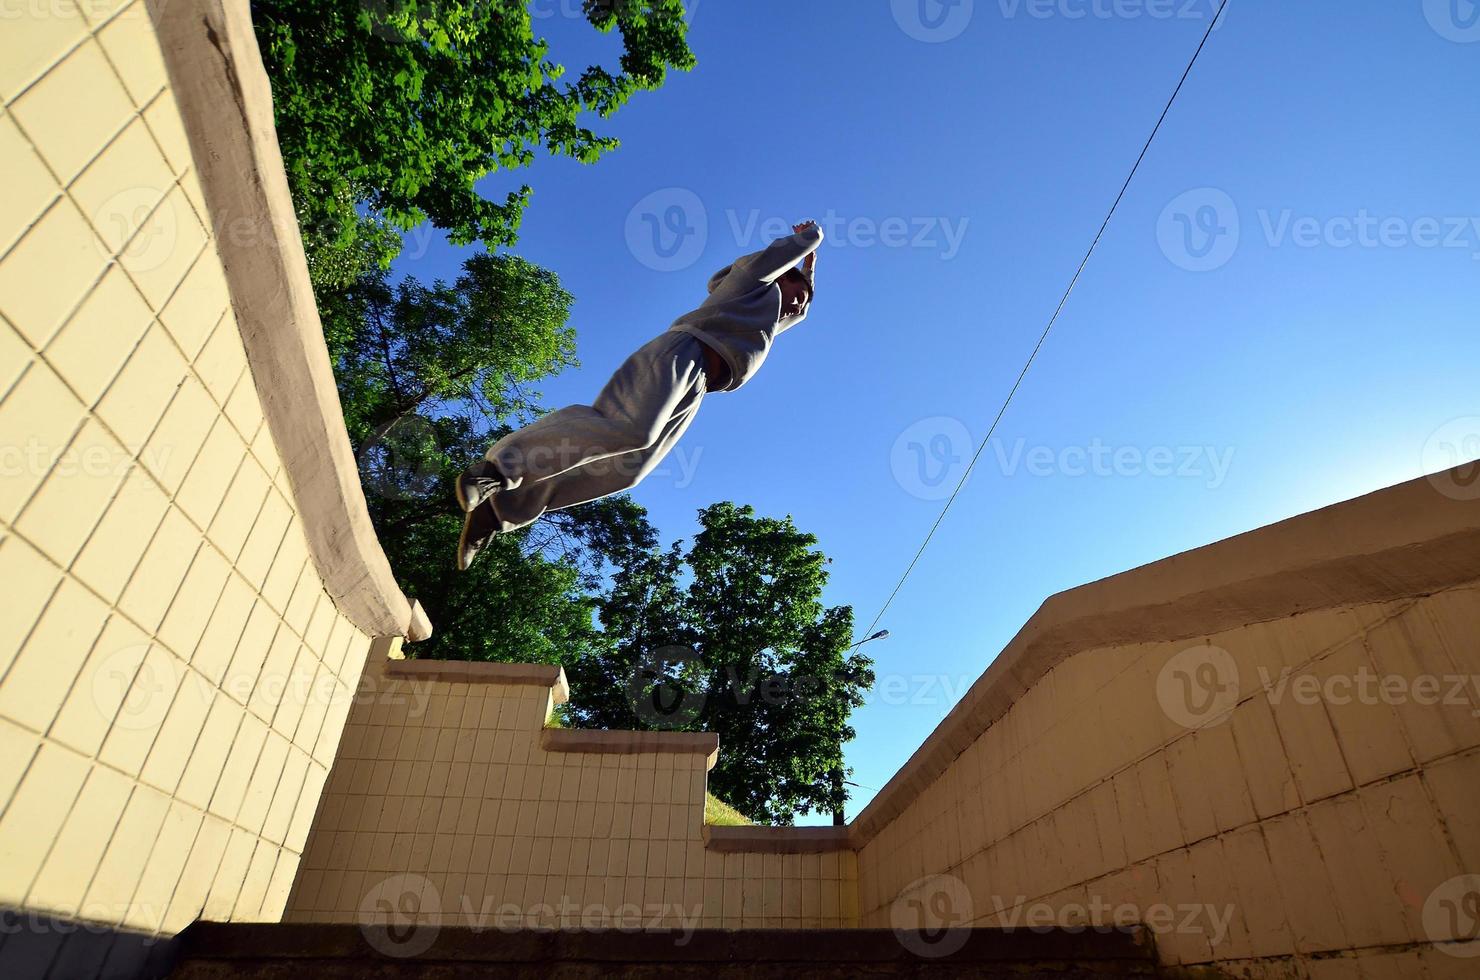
[340, 252, 658, 661]
[251, 0, 696, 295]
[569, 503, 876, 825]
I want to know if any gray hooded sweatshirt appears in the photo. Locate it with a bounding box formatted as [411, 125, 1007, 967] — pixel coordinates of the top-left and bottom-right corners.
[667, 225, 824, 391]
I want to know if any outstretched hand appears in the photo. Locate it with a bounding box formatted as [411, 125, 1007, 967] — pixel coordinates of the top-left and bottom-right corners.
[794, 220, 820, 270]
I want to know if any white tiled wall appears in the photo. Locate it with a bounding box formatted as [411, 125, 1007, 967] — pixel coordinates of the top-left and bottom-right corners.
[0, 0, 372, 956]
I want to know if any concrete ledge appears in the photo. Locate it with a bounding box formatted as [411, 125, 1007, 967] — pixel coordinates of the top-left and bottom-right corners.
[541, 729, 720, 771]
[852, 469, 1480, 843]
[146, 0, 429, 642]
[173, 923, 1157, 970]
[386, 660, 570, 705]
[703, 826, 852, 854]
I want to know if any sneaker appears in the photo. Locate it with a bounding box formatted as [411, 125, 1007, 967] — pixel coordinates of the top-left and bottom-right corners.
[456, 503, 499, 571]
[456, 460, 505, 513]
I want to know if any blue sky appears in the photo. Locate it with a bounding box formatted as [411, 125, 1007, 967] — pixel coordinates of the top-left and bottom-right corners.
[393, 1, 1480, 822]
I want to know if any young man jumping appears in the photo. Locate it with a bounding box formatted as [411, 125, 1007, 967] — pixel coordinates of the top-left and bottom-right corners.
[454, 219, 825, 569]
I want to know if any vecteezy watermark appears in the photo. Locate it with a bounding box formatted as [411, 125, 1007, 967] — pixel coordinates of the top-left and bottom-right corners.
[625, 195, 970, 272]
[360, 874, 442, 958]
[1422, 417, 1480, 502]
[1424, 874, 1480, 956]
[1157, 188, 1240, 273]
[629, 647, 955, 728]
[1258, 665, 1480, 716]
[628, 645, 708, 729]
[1156, 644, 1240, 730]
[892, 0, 975, 42]
[988, 895, 1236, 945]
[92, 644, 180, 733]
[1158, 189, 1480, 272]
[360, 0, 702, 39]
[1424, 0, 1480, 42]
[994, 0, 1228, 23]
[727, 210, 969, 261]
[358, 875, 703, 957]
[0, 0, 139, 24]
[990, 438, 1234, 487]
[356, 414, 447, 502]
[891, 874, 974, 957]
[527, 0, 704, 22]
[889, 419, 1236, 501]
[453, 896, 702, 936]
[890, 416, 974, 501]
[91, 186, 182, 272]
[0, 905, 171, 940]
[866, 673, 976, 708]
[89, 176, 446, 268]
[1158, 643, 1480, 731]
[90, 643, 425, 730]
[490, 442, 704, 491]
[0, 437, 171, 481]
[626, 187, 709, 273]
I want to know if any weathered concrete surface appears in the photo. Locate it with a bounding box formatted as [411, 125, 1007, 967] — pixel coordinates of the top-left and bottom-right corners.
[169, 923, 1168, 978]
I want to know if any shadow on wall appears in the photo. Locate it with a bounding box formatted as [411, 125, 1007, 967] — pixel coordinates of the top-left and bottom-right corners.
[0, 909, 180, 980]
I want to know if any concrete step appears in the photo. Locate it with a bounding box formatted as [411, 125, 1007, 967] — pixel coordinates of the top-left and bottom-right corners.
[168, 922, 1169, 978]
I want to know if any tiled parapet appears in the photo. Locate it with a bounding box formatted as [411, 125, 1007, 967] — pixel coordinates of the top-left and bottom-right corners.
[853, 470, 1480, 978]
[0, 0, 425, 969]
[288, 645, 860, 930]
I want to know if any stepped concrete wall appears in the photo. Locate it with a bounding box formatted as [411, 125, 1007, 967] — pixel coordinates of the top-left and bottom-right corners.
[287, 645, 859, 932]
[0, 0, 426, 974]
[288, 470, 1480, 980]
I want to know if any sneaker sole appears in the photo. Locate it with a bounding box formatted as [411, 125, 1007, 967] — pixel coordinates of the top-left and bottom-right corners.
[455, 473, 477, 513]
[456, 511, 475, 570]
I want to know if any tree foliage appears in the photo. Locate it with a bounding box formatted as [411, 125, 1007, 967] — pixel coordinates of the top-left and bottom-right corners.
[567, 503, 877, 825]
[251, 0, 696, 294]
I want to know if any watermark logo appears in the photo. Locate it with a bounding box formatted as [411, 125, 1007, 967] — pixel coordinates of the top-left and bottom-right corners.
[356, 414, 447, 501]
[891, 416, 973, 500]
[626, 187, 708, 272]
[1424, 0, 1480, 42]
[866, 672, 976, 708]
[92, 187, 180, 271]
[728, 209, 969, 261]
[1422, 417, 1480, 501]
[1158, 188, 1240, 272]
[1258, 666, 1480, 716]
[627, 645, 707, 729]
[92, 644, 179, 732]
[1424, 874, 1480, 956]
[358, 0, 452, 44]
[890, 425, 1236, 499]
[892, 0, 975, 42]
[990, 438, 1234, 488]
[1156, 644, 1239, 729]
[994, 0, 1229, 25]
[360, 1, 705, 42]
[1160, 192, 1480, 268]
[359, 874, 441, 958]
[989, 895, 1234, 945]
[891, 874, 974, 957]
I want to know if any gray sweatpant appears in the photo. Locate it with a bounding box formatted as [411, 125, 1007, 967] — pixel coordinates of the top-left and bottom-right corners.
[482, 332, 707, 533]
